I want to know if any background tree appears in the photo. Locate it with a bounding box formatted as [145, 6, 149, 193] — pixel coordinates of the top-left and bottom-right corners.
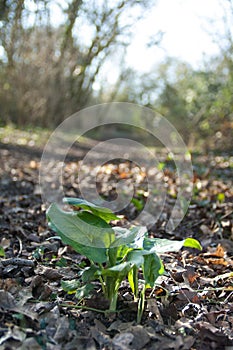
[0, 0, 156, 127]
[111, 52, 233, 150]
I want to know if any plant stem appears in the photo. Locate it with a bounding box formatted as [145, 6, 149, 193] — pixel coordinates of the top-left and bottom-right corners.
[99, 275, 106, 295]
[109, 291, 118, 312]
[133, 265, 139, 300]
[107, 247, 118, 267]
[97, 263, 106, 295]
[105, 277, 118, 312]
[137, 283, 146, 324]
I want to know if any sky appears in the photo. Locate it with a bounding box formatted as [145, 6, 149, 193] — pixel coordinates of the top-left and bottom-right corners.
[125, 0, 225, 71]
[92, 0, 229, 85]
[49, 0, 226, 73]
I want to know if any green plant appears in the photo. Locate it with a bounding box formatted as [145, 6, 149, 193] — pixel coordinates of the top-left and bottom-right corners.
[0, 246, 5, 257]
[46, 197, 202, 322]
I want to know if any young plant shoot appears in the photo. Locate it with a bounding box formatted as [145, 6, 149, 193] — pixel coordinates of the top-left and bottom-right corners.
[47, 197, 202, 322]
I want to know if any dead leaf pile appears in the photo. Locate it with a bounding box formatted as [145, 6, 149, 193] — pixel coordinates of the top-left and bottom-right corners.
[0, 141, 232, 349]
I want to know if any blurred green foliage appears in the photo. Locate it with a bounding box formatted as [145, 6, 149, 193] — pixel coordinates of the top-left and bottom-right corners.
[116, 56, 233, 151]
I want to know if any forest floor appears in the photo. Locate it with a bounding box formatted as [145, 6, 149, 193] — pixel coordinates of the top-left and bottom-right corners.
[0, 130, 233, 350]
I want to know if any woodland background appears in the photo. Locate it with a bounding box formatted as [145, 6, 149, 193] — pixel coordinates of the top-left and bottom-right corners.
[0, 0, 232, 150]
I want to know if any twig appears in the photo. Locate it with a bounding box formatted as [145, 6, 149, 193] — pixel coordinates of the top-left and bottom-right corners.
[223, 291, 233, 304]
[189, 218, 206, 228]
[60, 303, 127, 314]
[1, 258, 35, 267]
[194, 287, 233, 293]
[220, 210, 233, 220]
[16, 235, 23, 256]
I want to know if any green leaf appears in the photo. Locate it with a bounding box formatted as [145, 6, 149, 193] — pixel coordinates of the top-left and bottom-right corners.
[128, 265, 138, 298]
[131, 198, 144, 211]
[81, 265, 99, 283]
[143, 237, 202, 253]
[158, 162, 165, 170]
[0, 246, 5, 257]
[183, 238, 202, 250]
[110, 226, 146, 248]
[126, 249, 144, 267]
[47, 204, 109, 263]
[143, 253, 164, 288]
[77, 211, 111, 229]
[143, 237, 184, 253]
[217, 193, 225, 203]
[77, 211, 115, 248]
[75, 284, 95, 299]
[101, 261, 133, 278]
[115, 245, 134, 263]
[63, 197, 120, 223]
[128, 227, 146, 249]
[61, 279, 81, 293]
[55, 257, 68, 267]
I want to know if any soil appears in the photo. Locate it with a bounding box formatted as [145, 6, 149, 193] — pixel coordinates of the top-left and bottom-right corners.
[0, 140, 232, 350]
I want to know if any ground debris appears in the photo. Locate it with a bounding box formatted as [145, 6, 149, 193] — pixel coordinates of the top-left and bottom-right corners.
[0, 142, 232, 349]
